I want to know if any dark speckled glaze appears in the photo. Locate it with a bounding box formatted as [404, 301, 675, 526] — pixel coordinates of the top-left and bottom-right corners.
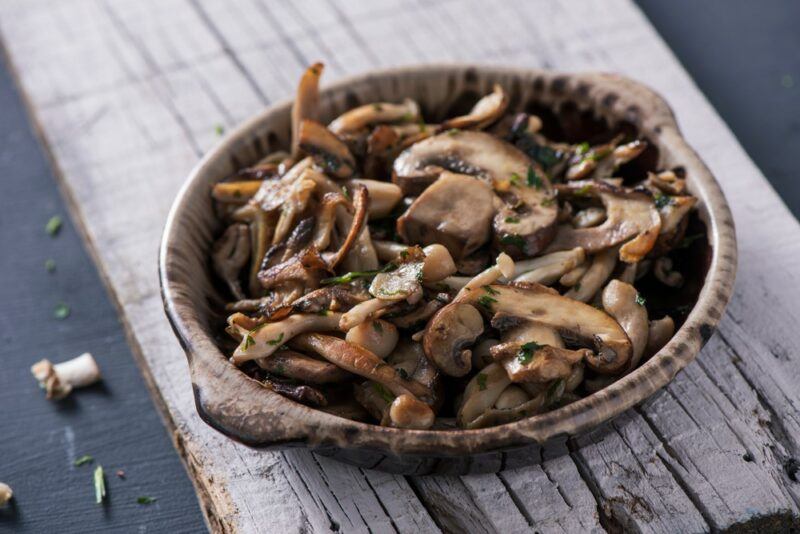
[159, 65, 737, 474]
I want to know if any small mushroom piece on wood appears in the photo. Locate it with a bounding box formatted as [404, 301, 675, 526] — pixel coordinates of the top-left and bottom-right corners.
[0, 482, 11, 505]
[440, 84, 508, 130]
[31, 352, 102, 400]
[602, 279, 650, 370]
[212, 224, 250, 300]
[297, 119, 356, 179]
[329, 99, 420, 135]
[291, 62, 323, 158]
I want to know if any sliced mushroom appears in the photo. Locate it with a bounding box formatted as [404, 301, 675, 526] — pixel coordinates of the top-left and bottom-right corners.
[459, 283, 632, 374]
[230, 312, 342, 364]
[572, 207, 606, 228]
[512, 248, 585, 286]
[654, 195, 697, 254]
[339, 297, 397, 331]
[647, 170, 686, 195]
[346, 179, 402, 218]
[369, 261, 424, 303]
[653, 256, 684, 287]
[602, 279, 649, 370]
[453, 252, 515, 301]
[564, 247, 618, 303]
[311, 191, 349, 250]
[559, 263, 588, 287]
[323, 184, 369, 270]
[262, 375, 328, 407]
[549, 181, 661, 263]
[290, 285, 370, 314]
[291, 62, 323, 158]
[256, 349, 351, 383]
[397, 171, 495, 260]
[471, 338, 500, 370]
[345, 319, 399, 359]
[257, 247, 329, 293]
[440, 84, 508, 130]
[456, 363, 511, 427]
[364, 125, 400, 179]
[298, 119, 356, 179]
[212, 224, 250, 300]
[491, 338, 589, 383]
[387, 338, 440, 396]
[272, 174, 316, 245]
[645, 315, 675, 358]
[387, 295, 447, 330]
[329, 99, 420, 135]
[422, 302, 485, 377]
[493, 385, 530, 409]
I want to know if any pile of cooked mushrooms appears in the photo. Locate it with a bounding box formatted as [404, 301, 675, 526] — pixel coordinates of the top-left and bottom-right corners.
[210, 63, 700, 430]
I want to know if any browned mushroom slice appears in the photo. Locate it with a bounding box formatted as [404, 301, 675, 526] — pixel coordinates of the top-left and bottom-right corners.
[653, 195, 697, 254]
[211, 181, 264, 204]
[549, 181, 661, 263]
[422, 302, 484, 377]
[572, 207, 606, 228]
[256, 349, 351, 384]
[456, 362, 511, 427]
[291, 63, 323, 159]
[298, 119, 356, 179]
[564, 247, 618, 303]
[398, 171, 495, 260]
[493, 177, 559, 258]
[490, 339, 589, 383]
[364, 125, 400, 179]
[328, 99, 420, 135]
[231, 312, 343, 364]
[290, 285, 371, 314]
[440, 84, 508, 130]
[257, 247, 329, 292]
[252, 157, 313, 212]
[460, 283, 632, 375]
[645, 315, 675, 358]
[601, 280, 649, 370]
[647, 170, 687, 195]
[311, 191, 349, 250]
[262, 375, 328, 407]
[323, 184, 369, 270]
[212, 224, 250, 300]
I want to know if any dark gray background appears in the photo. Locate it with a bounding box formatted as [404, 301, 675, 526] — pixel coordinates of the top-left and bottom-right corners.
[1, 1, 798, 532]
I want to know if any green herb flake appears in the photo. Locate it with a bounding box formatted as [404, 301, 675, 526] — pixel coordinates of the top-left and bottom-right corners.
[45, 259, 56, 273]
[316, 309, 329, 316]
[574, 184, 593, 197]
[242, 334, 255, 351]
[267, 332, 285, 346]
[575, 142, 590, 155]
[677, 233, 704, 249]
[74, 455, 93, 467]
[573, 282, 582, 292]
[46, 215, 63, 236]
[505, 216, 520, 223]
[540, 197, 555, 207]
[341, 185, 350, 200]
[372, 321, 383, 333]
[500, 234, 526, 249]
[477, 295, 497, 311]
[635, 293, 646, 307]
[214, 124, 225, 136]
[654, 192, 672, 209]
[400, 111, 413, 121]
[482, 285, 500, 296]
[509, 172, 521, 185]
[399, 249, 409, 260]
[54, 302, 70, 320]
[527, 167, 543, 189]
[372, 382, 395, 403]
[372, 103, 384, 111]
[446, 128, 460, 137]
[516, 341, 542, 365]
[137, 496, 158, 505]
[476, 373, 488, 391]
[94, 466, 106, 504]
[321, 269, 380, 285]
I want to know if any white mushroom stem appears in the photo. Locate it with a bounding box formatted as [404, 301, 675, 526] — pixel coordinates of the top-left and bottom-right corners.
[494, 385, 530, 409]
[31, 353, 102, 400]
[231, 313, 342, 364]
[0, 482, 11, 505]
[512, 248, 585, 286]
[345, 320, 399, 359]
[373, 240, 409, 262]
[564, 247, 618, 303]
[373, 242, 457, 282]
[602, 280, 650, 370]
[559, 264, 588, 287]
[340, 298, 395, 331]
[455, 253, 514, 301]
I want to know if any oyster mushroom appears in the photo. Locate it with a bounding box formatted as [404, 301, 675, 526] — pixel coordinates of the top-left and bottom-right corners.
[647, 170, 686, 195]
[653, 256, 684, 287]
[31, 353, 102, 400]
[645, 316, 675, 357]
[256, 349, 351, 383]
[322, 184, 370, 270]
[490, 332, 590, 383]
[311, 191, 349, 250]
[297, 119, 356, 179]
[460, 283, 632, 374]
[601, 279, 649, 370]
[290, 284, 371, 314]
[230, 312, 342, 364]
[329, 99, 420, 135]
[549, 181, 661, 263]
[440, 84, 508, 130]
[493, 385, 531, 409]
[653, 195, 697, 255]
[397, 171, 495, 260]
[291, 62, 323, 158]
[564, 247, 618, 303]
[212, 224, 250, 300]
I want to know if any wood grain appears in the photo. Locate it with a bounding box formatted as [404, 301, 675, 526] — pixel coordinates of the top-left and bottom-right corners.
[2, 0, 799, 531]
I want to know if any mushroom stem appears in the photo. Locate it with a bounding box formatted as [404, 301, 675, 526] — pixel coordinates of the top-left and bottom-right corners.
[454, 253, 514, 301]
[339, 298, 395, 331]
[230, 312, 342, 364]
[31, 353, 102, 400]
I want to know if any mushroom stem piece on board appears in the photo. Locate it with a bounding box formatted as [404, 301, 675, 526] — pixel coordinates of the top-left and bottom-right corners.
[31, 352, 102, 400]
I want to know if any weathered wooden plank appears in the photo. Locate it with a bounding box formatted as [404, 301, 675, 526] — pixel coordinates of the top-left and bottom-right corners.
[3, 0, 800, 532]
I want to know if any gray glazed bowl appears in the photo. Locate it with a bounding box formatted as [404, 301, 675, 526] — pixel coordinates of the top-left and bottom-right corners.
[159, 65, 737, 474]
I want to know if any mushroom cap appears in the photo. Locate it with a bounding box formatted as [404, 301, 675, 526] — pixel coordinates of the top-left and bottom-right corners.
[422, 302, 485, 377]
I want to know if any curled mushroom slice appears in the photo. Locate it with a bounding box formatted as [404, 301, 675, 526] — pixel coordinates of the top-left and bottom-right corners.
[257, 247, 329, 293]
[346, 179, 402, 218]
[440, 84, 508, 130]
[230, 312, 342, 364]
[312, 191, 349, 250]
[339, 297, 397, 331]
[398, 171, 495, 260]
[291, 63, 323, 159]
[653, 256, 684, 287]
[549, 181, 661, 263]
[512, 248, 585, 286]
[298, 120, 356, 179]
[323, 185, 369, 270]
[257, 349, 351, 383]
[272, 174, 316, 245]
[457, 363, 511, 427]
[291, 285, 370, 314]
[212, 224, 250, 300]
[291, 333, 430, 400]
[423, 302, 485, 377]
[460, 283, 632, 375]
[602, 279, 649, 370]
[645, 315, 675, 357]
[564, 247, 618, 303]
[329, 99, 420, 135]
[572, 207, 606, 228]
[345, 319, 399, 359]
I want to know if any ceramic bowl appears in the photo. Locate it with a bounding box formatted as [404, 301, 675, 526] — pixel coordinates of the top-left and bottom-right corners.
[159, 65, 737, 474]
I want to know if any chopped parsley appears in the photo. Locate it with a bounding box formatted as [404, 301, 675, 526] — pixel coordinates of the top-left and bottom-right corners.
[266, 332, 285, 346]
[400, 111, 413, 121]
[74, 455, 93, 467]
[482, 285, 500, 295]
[137, 496, 158, 505]
[476, 373, 488, 391]
[46, 215, 63, 236]
[540, 197, 555, 207]
[54, 302, 70, 320]
[446, 128, 460, 137]
[214, 124, 225, 136]
[509, 172, 522, 185]
[574, 282, 582, 292]
[635, 293, 646, 306]
[316, 309, 329, 316]
[654, 192, 672, 209]
[341, 185, 350, 200]
[242, 334, 255, 351]
[45, 259, 56, 273]
[500, 234, 526, 249]
[94, 466, 106, 504]
[505, 216, 520, 223]
[321, 263, 397, 286]
[517, 341, 542, 364]
[575, 142, 590, 155]
[527, 167, 543, 189]
[372, 103, 384, 111]
[372, 382, 395, 403]
[574, 184, 593, 197]
[477, 295, 497, 311]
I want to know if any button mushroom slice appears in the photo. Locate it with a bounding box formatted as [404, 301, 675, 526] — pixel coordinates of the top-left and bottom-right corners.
[459, 283, 632, 375]
[387, 338, 441, 396]
[457, 362, 512, 427]
[564, 247, 618, 303]
[291, 62, 323, 159]
[345, 179, 402, 219]
[290, 333, 431, 401]
[512, 248, 586, 286]
[212, 224, 250, 300]
[645, 315, 675, 358]
[493, 179, 559, 258]
[212, 180, 264, 204]
[602, 279, 649, 370]
[297, 119, 356, 179]
[423, 302, 485, 377]
[256, 349, 352, 384]
[311, 191, 349, 251]
[328, 99, 420, 135]
[397, 171, 496, 260]
[572, 207, 606, 228]
[345, 319, 399, 359]
[653, 256, 684, 287]
[548, 181, 661, 263]
[230, 312, 343, 365]
[559, 263, 588, 287]
[440, 84, 509, 131]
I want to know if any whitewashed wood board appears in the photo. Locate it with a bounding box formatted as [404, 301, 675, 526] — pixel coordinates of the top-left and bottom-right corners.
[2, 0, 799, 532]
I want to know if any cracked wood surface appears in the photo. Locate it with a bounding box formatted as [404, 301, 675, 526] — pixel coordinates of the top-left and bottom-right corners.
[1, 0, 799, 532]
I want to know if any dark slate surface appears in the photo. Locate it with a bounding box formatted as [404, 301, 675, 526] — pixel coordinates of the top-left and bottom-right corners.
[1, 2, 799, 533]
[0, 53, 205, 532]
